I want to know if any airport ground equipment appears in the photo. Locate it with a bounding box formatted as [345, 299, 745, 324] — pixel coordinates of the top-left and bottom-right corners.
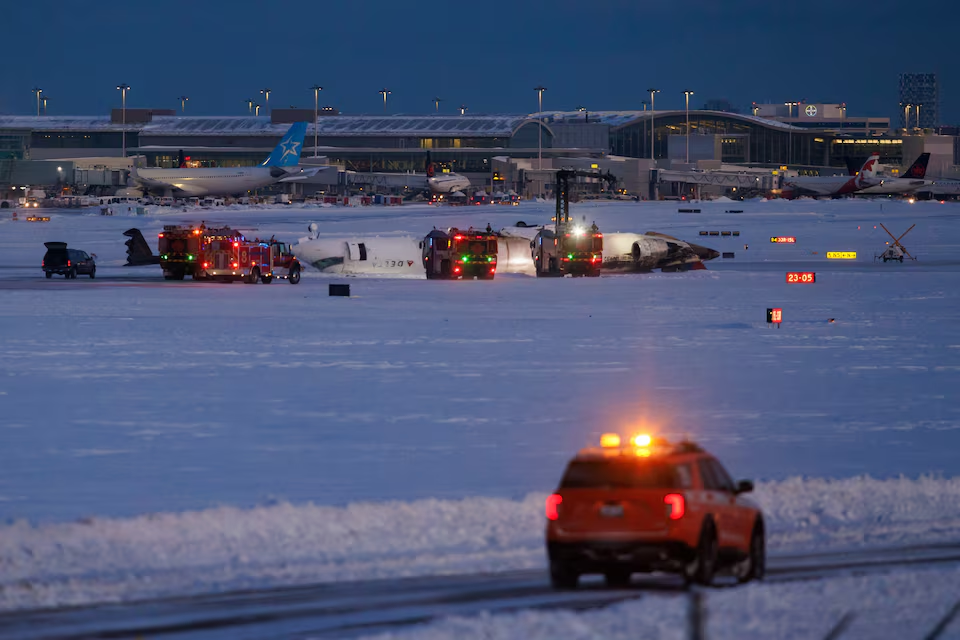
[532, 170, 605, 277]
[126, 225, 301, 283]
[422, 227, 498, 279]
[877, 223, 916, 262]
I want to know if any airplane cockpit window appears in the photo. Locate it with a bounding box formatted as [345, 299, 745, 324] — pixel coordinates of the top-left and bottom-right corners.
[358, 243, 368, 261]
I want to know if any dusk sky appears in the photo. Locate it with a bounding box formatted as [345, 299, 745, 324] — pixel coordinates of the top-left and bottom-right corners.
[5, 0, 958, 123]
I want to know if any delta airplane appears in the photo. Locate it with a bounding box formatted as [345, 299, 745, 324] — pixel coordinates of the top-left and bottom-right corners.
[291, 223, 718, 277]
[130, 122, 324, 197]
[781, 154, 880, 198]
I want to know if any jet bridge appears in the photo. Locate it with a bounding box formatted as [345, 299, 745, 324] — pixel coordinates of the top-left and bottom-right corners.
[651, 168, 779, 200]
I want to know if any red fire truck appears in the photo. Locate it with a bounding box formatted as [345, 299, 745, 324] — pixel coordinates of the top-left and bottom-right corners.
[157, 225, 301, 284]
[421, 227, 498, 279]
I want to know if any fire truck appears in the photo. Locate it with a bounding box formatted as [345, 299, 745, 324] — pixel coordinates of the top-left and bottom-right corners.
[532, 170, 604, 277]
[422, 227, 498, 279]
[157, 224, 301, 283]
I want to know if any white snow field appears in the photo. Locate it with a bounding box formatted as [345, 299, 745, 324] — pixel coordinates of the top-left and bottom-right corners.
[1, 198, 960, 612]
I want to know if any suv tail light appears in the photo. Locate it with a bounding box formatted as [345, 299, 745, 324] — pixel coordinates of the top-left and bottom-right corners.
[546, 494, 562, 521]
[67, 260, 71, 267]
[664, 494, 685, 520]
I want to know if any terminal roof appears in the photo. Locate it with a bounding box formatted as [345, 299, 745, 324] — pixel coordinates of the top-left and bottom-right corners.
[536, 110, 813, 131]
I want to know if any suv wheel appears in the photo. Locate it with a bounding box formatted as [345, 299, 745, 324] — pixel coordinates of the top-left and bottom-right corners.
[89, 267, 96, 279]
[549, 560, 578, 589]
[45, 272, 52, 279]
[737, 522, 765, 583]
[685, 521, 718, 587]
[68, 267, 77, 279]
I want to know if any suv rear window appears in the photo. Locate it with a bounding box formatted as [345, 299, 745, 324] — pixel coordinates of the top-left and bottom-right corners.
[559, 459, 679, 489]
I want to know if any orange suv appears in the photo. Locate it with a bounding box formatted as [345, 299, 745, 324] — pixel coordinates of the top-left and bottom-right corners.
[545, 434, 764, 588]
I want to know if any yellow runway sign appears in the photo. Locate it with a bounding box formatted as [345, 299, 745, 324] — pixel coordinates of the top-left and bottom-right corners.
[826, 251, 857, 259]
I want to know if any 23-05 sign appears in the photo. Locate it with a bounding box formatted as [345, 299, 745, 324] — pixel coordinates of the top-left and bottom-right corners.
[786, 272, 816, 283]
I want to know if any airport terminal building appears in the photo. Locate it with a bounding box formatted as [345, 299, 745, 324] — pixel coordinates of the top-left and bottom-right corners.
[2, 107, 957, 197]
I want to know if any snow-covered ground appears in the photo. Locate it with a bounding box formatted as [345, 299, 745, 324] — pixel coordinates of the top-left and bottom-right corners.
[1, 198, 959, 613]
[357, 564, 960, 640]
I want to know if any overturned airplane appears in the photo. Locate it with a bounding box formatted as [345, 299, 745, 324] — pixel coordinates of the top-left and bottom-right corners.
[292, 222, 719, 278]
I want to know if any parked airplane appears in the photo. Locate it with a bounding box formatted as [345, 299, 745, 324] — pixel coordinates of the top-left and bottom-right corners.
[780, 154, 880, 198]
[129, 123, 324, 197]
[424, 152, 470, 194]
[851, 153, 934, 195]
[291, 223, 718, 277]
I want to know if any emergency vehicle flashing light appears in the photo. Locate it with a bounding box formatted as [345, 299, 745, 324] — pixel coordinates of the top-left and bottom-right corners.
[600, 433, 621, 448]
[633, 434, 652, 447]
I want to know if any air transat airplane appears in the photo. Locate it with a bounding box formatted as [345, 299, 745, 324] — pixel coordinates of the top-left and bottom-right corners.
[781, 154, 880, 198]
[130, 123, 324, 197]
[291, 224, 718, 277]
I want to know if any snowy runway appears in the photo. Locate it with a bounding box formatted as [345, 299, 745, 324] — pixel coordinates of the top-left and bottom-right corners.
[1, 198, 960, 620]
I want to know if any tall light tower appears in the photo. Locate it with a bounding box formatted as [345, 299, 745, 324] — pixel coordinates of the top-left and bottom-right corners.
[839, 102, 846, 131]
[683, 90, 694, 164]
[255, 104, 262, 117]
[244, 98, 255, 114]
[379, 88, 391, 113]
[433, 97, 443, 113]
[459, 104, 467, 116]
[902, 103, 913, 132]
[647, 88, 660, 160]
[310, 85, 323, 157]
[178, 96, 189, 113]
[916, 103, 923, 130]
[534, 85, 547, 169]
[259, 88, 271, 115]
[42, 95, 49, 115]
[116, 83, 130, 158]
[32, 87, 43, 117]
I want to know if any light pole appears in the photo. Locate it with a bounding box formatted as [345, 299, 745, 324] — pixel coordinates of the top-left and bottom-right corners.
[459, 104, 467, 116]
[839, 102, 846, 131]
[683, 90, 694, 164]
[117, 84, 130, 158]
[310, 85, 323, 157]
[255, 104, 261, 117]
[916, 103, 922, 130]
[784, 101, 799, 163]
[244, 98, 255, 114]
[42, 95, 49, 115]
[902, 103, 913, 132]
[178, 96, 189, 113]
[433, 97, 443, 113]
[647, 88, 659, 160]
[32, 87, 42, 117]
[751, 102, 759, 117]
[379, 88, 391, 114]
[534, 85, 546, 169]
[259, 88, 271, 115]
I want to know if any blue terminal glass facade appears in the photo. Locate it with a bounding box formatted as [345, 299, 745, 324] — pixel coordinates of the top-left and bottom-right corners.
[608, 112, 903, 169]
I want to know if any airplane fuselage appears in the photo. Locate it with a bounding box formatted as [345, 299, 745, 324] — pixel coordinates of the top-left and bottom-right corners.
[134, 167, 292, 197]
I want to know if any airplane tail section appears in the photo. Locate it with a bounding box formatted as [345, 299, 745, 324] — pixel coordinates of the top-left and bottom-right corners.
[425, 150, 435, 178]
[844, 156, 862, 176]
[902, 153, 930, 179]
[123, 228, 160, 266]
[177, 150, 187, 168]
[859, 154, 880, 177]
[261, 122, 307, 168]
[853, 153, 880, 189]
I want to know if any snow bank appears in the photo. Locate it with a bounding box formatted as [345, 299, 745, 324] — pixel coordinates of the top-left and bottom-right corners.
[3, 475, 960, 612]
